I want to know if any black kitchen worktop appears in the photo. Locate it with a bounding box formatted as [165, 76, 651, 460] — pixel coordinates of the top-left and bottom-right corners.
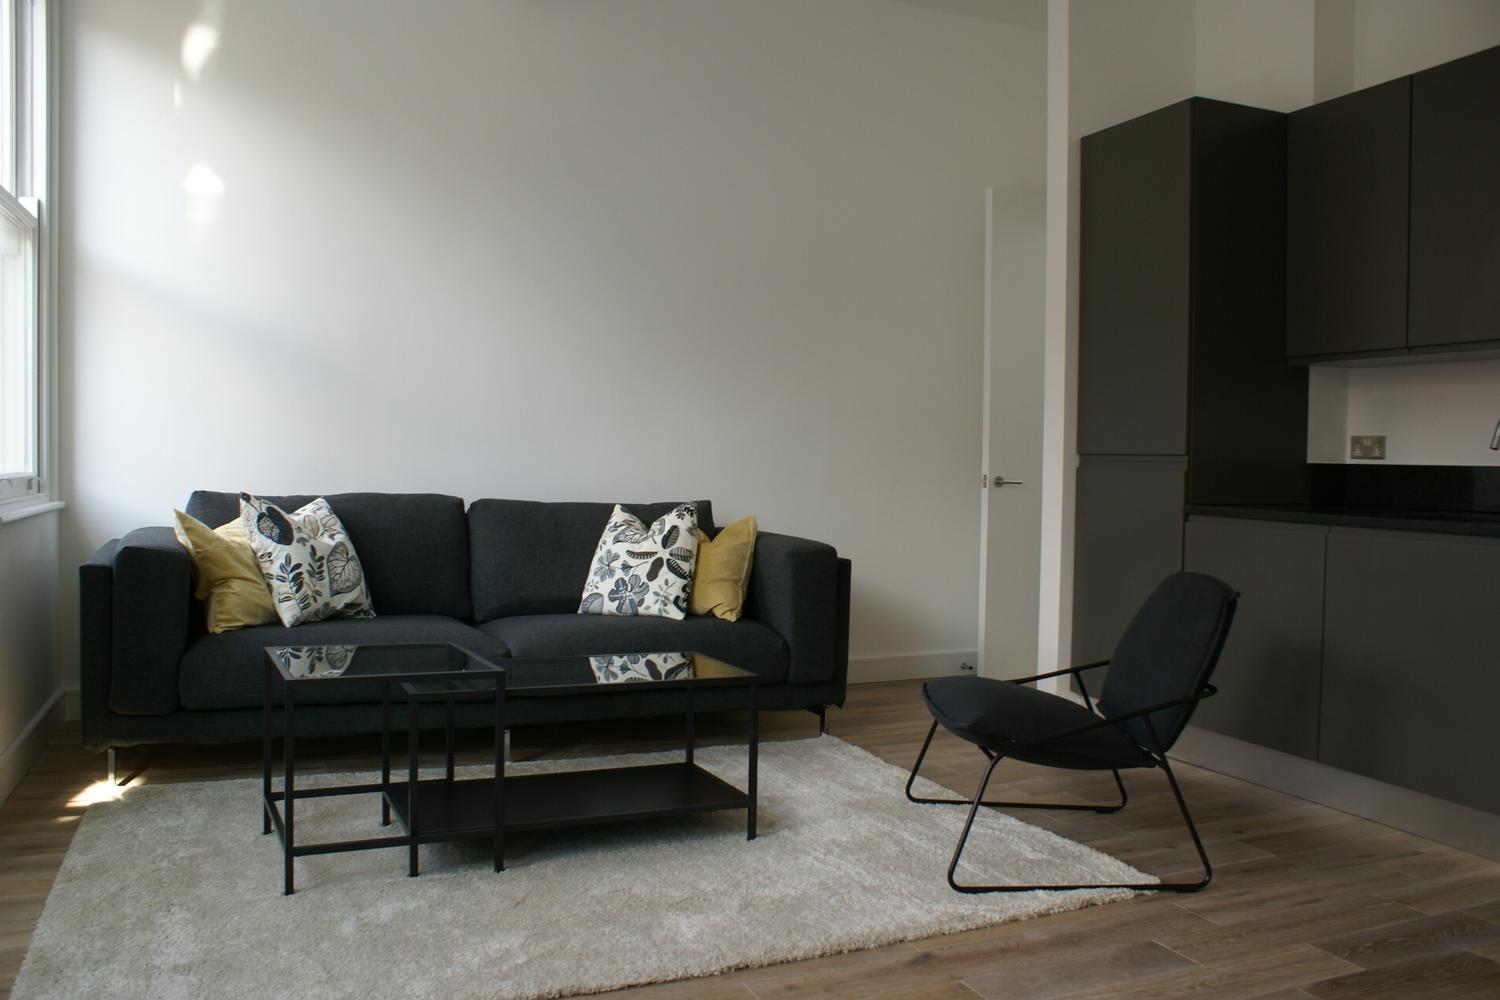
[1185, 502, 1500, 537]
[1187, 463, 1500, 537]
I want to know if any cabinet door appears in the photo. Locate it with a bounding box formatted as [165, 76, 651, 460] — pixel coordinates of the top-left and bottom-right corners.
[1071, 462, 1186, 683]
[1286, 78, 1410, 359]
[1410, 45, 1500, 350]
[1184, 518, 1326, 759]
[1321, 529, 1500, 814]
[1078, 102, 1191, 456]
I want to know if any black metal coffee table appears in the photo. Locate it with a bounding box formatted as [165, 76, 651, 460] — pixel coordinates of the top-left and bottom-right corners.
[261, 644, 759, 895]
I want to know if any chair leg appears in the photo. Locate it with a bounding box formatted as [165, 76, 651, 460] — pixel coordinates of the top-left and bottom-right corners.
[943, 752, 1212, 894]
[907, 722, 1212, 894]
[905, 721, 1128, 814]
[1157, 754, 1213, 891]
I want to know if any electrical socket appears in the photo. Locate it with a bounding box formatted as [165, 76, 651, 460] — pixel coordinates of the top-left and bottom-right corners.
[1350, 435, 1386, 460]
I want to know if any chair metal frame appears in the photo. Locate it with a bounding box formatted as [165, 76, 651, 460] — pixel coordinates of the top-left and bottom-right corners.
[905, 659, 1218, 894]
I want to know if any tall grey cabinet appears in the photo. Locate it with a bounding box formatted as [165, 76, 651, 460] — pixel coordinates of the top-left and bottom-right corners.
[1073, 98, 1308, 667]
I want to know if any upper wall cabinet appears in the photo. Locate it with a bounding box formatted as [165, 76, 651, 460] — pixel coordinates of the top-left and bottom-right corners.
[1286, 78, 1411, 360]
[1409, 45, 1500, 351]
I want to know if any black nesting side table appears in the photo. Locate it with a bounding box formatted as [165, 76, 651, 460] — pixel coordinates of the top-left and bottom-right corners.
[261, 642, 505, 895]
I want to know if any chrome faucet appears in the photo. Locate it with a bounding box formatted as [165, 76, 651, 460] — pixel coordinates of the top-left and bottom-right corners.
[1492, 418, 1500, 451]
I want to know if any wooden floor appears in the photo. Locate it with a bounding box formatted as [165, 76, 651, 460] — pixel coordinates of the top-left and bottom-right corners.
[3, 679, 1499, 999]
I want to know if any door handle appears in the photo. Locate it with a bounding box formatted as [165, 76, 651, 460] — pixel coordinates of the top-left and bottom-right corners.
[981, 474, 1025, 488]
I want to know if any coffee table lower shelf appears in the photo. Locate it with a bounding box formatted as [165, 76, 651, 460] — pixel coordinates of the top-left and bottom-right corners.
[384, 762, 752, 840]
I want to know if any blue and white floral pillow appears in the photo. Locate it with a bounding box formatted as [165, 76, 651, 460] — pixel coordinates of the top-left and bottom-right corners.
[270, 644, 357, 678]
[239, 494, 375, 627]
[578, 504, 699, 620]
[589, 652, 694, 683]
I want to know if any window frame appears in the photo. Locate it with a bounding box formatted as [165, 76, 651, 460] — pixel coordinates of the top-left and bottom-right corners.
[0, 0, 50, 519]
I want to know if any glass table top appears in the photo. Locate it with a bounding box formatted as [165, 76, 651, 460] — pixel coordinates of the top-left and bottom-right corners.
[264, 643, 753, 691]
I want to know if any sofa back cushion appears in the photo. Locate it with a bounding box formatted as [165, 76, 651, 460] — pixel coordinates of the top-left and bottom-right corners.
[468, 499, 714, 621]
[184, 491, 471, 619]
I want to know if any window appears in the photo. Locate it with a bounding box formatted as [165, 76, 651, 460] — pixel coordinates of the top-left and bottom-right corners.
[0, 0, 45, 507]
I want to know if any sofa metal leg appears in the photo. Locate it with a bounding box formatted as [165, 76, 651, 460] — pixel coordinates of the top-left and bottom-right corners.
[808, 705, 828, 735]
[106, 747, 117, 786]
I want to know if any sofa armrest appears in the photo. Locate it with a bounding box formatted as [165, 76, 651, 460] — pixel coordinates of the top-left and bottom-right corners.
[108, 527, 193, 716]
[79, 539, 118, 749]
[744, 531, 842, 685]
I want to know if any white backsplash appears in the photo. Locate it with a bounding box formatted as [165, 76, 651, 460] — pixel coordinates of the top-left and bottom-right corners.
[1308, 357, 1500, 466]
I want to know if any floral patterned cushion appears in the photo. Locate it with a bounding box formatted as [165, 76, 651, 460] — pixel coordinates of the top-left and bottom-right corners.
[589, 652, 693, 683]
[578, 504, 699, 620]
[239, 493, 376, 627]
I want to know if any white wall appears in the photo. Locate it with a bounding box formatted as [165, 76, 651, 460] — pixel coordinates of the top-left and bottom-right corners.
[1194, 0, 1316, 111]
[1338, 359, 1500, 466]
[0, 513, 60, 804]
[1352, 0, 1500, 88]
[57, 0, 1047, 689]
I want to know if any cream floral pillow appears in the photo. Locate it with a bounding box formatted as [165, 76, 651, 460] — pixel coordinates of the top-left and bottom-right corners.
[578, 504, 699, 620]
[239, 494, 375, 627]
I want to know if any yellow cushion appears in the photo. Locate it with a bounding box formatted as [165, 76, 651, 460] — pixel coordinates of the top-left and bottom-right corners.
[172, 510, 279, 634]
[690, 516, 757, 621]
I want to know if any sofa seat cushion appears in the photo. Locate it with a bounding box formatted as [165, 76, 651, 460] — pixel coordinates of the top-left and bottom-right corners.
[922, 676, 1154, 771]
[476, 613, 788, 684]
[186, 492, 473, 620]
[179, 615, 509, 711]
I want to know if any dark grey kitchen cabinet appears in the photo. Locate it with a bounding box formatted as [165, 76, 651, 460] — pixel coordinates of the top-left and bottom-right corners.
[1320, 528, 1500, 814]
[1078, 102, 1191, 458]
[1286, 77, 1411, 360]
[1409, 44, 1500, 351]
[1072, 461, 1186, 678]
[1184, 517, 1327, 759]
[1079, 98, 1303, 484]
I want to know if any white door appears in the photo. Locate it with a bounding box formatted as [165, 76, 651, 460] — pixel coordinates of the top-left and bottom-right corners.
[977, 186, 1046, 680]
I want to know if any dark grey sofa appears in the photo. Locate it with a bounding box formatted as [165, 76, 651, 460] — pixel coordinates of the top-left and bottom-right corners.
[80, 492, 851, 751]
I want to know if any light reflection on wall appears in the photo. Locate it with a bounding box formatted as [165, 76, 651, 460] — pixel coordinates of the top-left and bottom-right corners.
[179, 2, 225, 227]
[182, 162, 225, 228]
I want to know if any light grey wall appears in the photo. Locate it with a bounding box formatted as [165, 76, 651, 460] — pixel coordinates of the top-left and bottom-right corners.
[56, 0, 1046, 688]
[0, 512, 59, 803]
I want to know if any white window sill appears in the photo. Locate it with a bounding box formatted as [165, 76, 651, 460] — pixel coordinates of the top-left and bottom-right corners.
[0, 498, 65, 524]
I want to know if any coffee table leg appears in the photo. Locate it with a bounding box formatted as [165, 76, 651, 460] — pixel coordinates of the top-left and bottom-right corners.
[283, 684, 296, 895]
[262, 662, 272, 836]
[685, 682, 695, 766]
[380, 683, 392, 827]
[445, 697, 456, 783]
[747, 681, 759, 841]
[493, 680, 505, 873]
[408, 693, 420, 877]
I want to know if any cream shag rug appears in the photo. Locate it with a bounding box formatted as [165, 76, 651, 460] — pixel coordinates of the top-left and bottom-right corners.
[13, 736, 1149, 1000]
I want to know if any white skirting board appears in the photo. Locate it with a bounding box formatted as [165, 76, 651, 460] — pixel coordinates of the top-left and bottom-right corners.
[1172, 725, 1500, 862]
[0, 688, 65, 809]
[848, 650, 975, 684]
